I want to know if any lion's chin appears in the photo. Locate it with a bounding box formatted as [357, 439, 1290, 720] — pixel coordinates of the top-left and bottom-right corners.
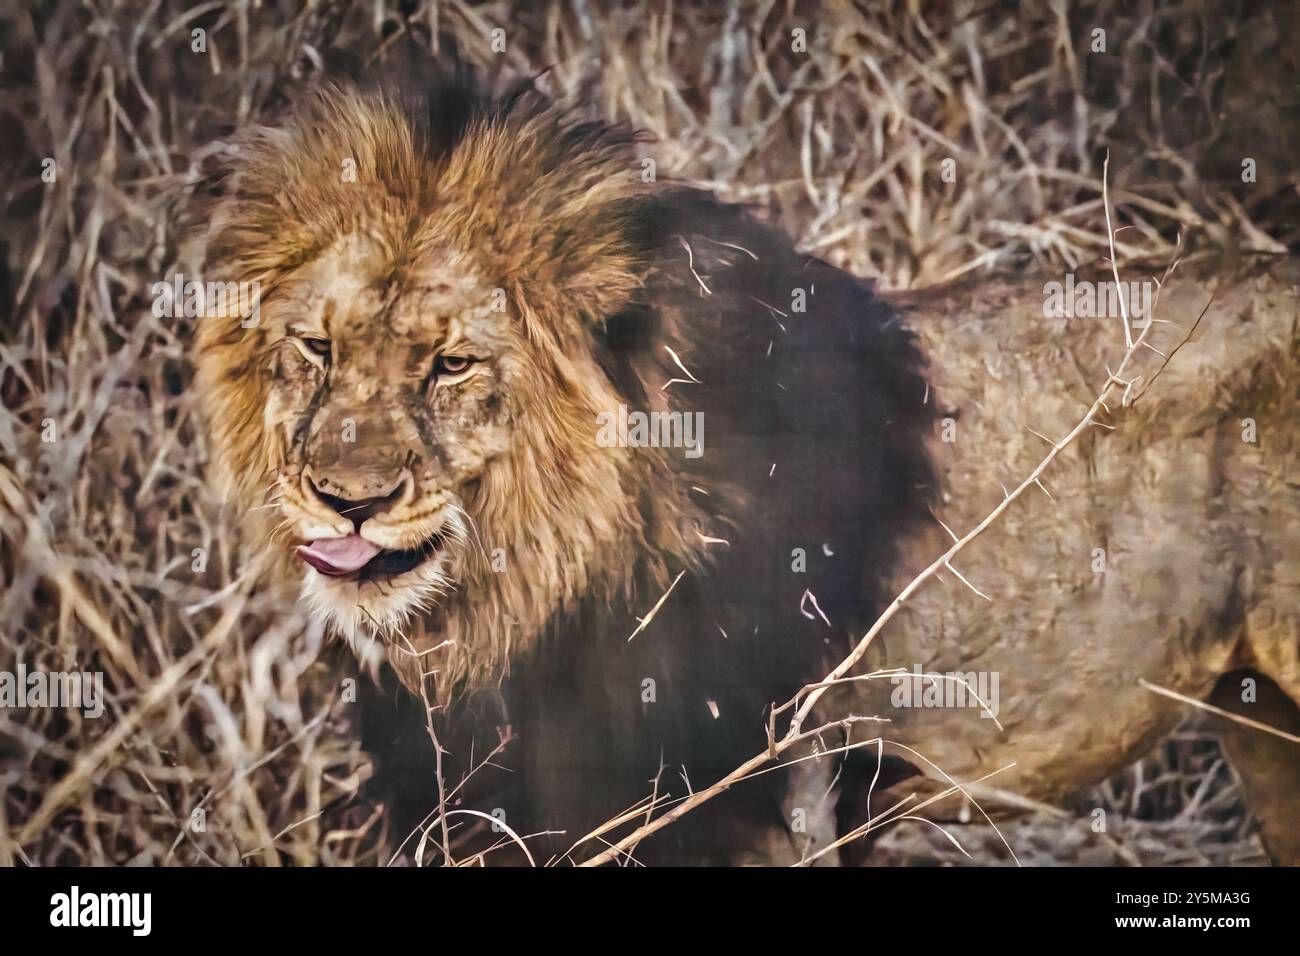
[299, 550, 455, 661]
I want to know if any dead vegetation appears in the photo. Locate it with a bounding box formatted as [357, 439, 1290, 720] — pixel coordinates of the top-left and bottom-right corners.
[0, 0, 1294, 865]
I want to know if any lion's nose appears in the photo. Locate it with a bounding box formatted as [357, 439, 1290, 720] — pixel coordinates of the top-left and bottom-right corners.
[302, 467, 415, 531]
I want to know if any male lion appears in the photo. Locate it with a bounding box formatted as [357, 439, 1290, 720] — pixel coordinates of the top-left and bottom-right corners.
[192, 83, 934, 864]
[192, 83, 1298, 865]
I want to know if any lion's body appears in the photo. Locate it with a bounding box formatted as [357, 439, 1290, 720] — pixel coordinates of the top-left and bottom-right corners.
[192, 83, 1298, 865]
[843, 268, 1300, 861]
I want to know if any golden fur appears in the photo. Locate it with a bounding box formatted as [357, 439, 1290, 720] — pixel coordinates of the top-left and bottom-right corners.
[842, 267, 1300, 862]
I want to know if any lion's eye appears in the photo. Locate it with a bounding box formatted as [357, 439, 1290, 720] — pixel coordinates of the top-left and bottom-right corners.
[434, 354, 475, 377]
[289, 335, 331, 367]
[302, 337, 332, 359]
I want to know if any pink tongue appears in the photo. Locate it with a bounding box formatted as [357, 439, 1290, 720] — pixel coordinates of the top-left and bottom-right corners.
[296, 534, 383, 576]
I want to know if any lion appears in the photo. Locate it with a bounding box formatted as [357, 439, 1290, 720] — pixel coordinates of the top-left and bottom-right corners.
[191, 83, 935, 864]
[191, 83, 1298, 865]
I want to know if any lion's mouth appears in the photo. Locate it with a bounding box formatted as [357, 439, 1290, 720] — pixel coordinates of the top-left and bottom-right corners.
[296, 532, 442, 581]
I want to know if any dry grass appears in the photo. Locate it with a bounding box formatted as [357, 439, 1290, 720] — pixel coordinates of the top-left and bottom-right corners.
[872, 730, 1268, 866]
[0, 0, 1292, 866]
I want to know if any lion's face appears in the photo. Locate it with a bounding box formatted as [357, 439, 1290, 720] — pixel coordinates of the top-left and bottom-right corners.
[260, 236, 515, 638]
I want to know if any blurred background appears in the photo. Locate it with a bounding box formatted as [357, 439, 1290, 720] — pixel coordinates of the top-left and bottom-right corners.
[0, 0, 1294, 865]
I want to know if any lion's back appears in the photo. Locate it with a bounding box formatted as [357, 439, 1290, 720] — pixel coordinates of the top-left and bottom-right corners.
[844, 264, 1299, 806]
